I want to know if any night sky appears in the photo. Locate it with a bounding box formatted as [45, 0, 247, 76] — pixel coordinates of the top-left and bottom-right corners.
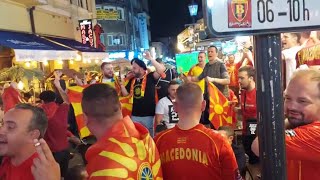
[149, 0, 203, 40]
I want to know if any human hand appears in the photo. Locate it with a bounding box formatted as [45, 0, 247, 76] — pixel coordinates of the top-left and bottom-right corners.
[206, 76, 214, 83]
[143, 50, 153, 60]
[31, 139, 60, 180]
[54, 70, 62, 80]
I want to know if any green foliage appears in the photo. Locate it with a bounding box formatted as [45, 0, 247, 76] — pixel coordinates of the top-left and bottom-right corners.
[0, 66, 44, 82]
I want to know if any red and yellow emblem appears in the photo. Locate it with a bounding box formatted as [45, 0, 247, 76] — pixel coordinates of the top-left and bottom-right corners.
[228, 0, 252, 28]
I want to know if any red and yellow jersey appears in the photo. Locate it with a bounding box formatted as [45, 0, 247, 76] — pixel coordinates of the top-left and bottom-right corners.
[154, 124, 240, 180]
[285, 121, 320, 180]
[188, 65, 205, 93]
[226, 63, 241, 87]
[98, 75, 129, 95]
[86, 116, 162, 180]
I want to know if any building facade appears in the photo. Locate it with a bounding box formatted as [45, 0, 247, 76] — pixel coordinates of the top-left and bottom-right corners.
[0, 0, 96, 41]
[0, 0, 107, 71]
[95, 0, 151, 58]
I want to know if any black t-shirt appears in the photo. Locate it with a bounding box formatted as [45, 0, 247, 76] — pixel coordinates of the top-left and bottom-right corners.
[126, 73, 157, 116]
[156, 68, 176, 99]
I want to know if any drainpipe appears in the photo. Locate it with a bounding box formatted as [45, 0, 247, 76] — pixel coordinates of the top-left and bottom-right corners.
[29, 6, 36, 34]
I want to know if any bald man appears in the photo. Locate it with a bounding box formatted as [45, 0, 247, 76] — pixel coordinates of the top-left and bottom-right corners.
[154, 83, 241, 180]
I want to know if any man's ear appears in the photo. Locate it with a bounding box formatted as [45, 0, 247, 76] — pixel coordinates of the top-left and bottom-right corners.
[173, 101, 179, 112]
[229, 135, 234, 142]
[29, 129, 41, 143]
[201, 100, 206, 112]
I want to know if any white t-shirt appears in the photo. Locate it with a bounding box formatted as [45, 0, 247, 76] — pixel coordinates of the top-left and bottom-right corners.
[155, 96, 179, 129]
[282, 46, 302, 87]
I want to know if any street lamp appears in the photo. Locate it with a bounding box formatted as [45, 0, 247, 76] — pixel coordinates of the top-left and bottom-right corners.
[188, 1, 198, 24]
[188, 1, 198, 51]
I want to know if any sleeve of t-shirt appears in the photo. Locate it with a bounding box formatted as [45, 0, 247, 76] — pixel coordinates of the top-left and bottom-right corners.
[148, 72, 157, 83]
[170, 69, 177, 79]
[198, 65, 206, 80]
[66, 130, 74, 137]
[125, 79, 132, 92]
[220, 63, 230, 79]
[219, 140, 241, 180]
[155, 99, 165, 115]
[188, 66, 195, 76]
[285, 127, 320, 162]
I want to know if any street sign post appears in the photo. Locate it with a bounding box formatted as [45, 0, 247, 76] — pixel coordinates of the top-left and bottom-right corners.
[204, 0, 320, 37]
[201, 0, 320, 179]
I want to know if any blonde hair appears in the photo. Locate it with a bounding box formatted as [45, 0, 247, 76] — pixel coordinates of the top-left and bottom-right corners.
[290, 69, 320, 97]
[176, 83, 203, 108]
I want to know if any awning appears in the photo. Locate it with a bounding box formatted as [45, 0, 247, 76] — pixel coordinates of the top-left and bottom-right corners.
[45, 37, 107, 60]
[0, 30, 78, 61]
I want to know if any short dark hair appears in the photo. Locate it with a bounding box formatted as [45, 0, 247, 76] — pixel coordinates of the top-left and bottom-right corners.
[198, 51, 206, 56]
[228, 54, 235, 58]
[239, 66, 255, 78]
[169, 80, 180, 87]
[218, 125, 235, 137]
[156, 58, 163, 63]
[290, 33, 301, 43]
[100, 62, 112, 69]
[82, 84, 121, 121]
[66, 165, 86, 180]
[208, 45, 218, 52]
[15, 103, 48, 138]
[39, 90, 56, 103]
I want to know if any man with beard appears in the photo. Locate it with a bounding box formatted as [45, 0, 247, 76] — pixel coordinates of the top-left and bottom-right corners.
[120, 51, 166, 137]
[252, 69, 320, 180]
[96, 62, 123, 94]
[0, 104, 48, 180]
[74, 62, 122, 93]
[237, 66, 259, 164]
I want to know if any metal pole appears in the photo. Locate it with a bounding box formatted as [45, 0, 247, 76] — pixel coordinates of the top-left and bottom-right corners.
[254, 34, 287, 180]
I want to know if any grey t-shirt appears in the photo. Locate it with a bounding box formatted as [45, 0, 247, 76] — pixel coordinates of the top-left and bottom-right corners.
[198, 59, 230, 97]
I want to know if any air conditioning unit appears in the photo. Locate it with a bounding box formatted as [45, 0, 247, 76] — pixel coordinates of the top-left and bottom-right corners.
[11, 0, 48, 6]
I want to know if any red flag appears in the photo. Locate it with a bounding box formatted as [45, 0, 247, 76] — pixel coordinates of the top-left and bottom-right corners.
[68, 85, 91, 139]
[208, 82, 233, 129]
[119, 96, 133, 117]
[68, 84, 133, 139]
[228, 89, 238, 128]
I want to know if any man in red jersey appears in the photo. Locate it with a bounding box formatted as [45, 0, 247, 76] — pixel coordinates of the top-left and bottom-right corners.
[237, 66, 259, 164]
[0, 104, 48, 180]
[155, 83, 241, 180]
[252, 69, 320, 180]
[82, 84, 162, 179]
[29, 84, 163, 180]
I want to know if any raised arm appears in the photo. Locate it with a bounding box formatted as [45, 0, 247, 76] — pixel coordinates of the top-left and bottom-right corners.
[143, 51, 166, 79]
[53, 71, 70, 104]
